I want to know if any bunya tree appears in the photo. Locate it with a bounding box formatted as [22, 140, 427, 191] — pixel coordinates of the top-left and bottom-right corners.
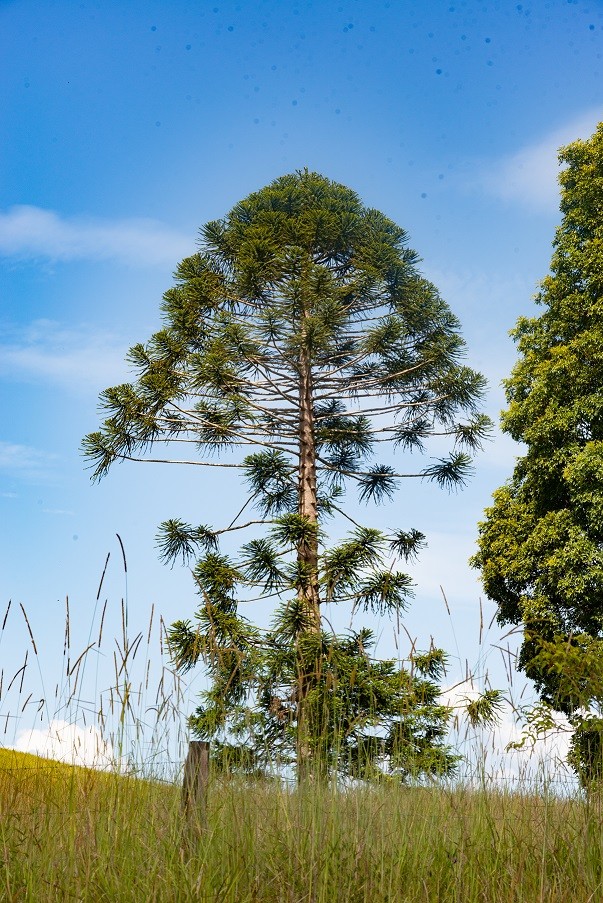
[472, 123, 603, 785]
[84, 170, 492, 781]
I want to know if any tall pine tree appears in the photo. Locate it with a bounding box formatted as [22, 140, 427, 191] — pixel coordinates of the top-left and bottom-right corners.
[84, 171, 491, 780]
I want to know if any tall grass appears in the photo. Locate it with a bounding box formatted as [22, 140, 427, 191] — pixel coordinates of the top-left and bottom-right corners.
[0, 542, 192, 778]
[1, 754, 602, 901]
[0, 546, 597, 901]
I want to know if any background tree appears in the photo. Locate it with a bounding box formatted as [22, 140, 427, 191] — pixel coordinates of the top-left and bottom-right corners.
[472, 123, 603, 785]
[84, 170, 491, 780]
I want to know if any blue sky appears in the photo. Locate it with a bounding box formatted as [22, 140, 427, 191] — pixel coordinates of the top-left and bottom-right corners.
[1, 0, 601, 773]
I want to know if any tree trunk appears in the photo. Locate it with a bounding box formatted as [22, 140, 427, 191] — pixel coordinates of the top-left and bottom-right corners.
[297, 344, 320, 632]
[296, 320, 321, 782]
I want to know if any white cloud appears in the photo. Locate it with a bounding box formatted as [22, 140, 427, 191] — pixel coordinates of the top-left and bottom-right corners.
[443, 678, 575, 789]
[0, 206, 193, 266]
[476, 108, 601, 212]
[0, 319, 131, 392]
[11, 718, 116, 770]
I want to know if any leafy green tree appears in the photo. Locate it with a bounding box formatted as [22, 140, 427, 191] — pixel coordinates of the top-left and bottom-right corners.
[472, 123, 603, 784]
[84, 170, 490, 780]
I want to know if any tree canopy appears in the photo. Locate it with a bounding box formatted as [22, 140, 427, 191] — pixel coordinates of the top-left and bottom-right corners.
[472, 123, 603, 784]
[84, 170, 491, 780]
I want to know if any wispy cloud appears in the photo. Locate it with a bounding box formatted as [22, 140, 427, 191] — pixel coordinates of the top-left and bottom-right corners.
[475, 108, 601, 212]
[0, 206, 193, 266]
[0, 440, 57, 479]
[0, 319, 131, 393]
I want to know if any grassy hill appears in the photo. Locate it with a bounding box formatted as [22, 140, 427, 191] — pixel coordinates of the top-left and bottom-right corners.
[0, 748, 603, 901]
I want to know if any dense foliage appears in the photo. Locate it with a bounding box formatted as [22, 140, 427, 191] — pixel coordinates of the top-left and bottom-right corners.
[84, 170, 490, 780]
[473, 123, 603, 784]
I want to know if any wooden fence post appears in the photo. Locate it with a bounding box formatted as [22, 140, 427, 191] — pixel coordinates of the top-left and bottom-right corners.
[181, 740, 210, 836]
